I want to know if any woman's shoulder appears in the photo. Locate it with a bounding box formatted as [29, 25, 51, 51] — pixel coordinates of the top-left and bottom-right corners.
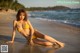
[13, 20, 17, 23]
[24, 20, 29, 23]
[26, 20, 30, 23]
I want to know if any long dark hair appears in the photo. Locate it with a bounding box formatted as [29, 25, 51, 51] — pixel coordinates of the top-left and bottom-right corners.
[16, 9, 27, 21]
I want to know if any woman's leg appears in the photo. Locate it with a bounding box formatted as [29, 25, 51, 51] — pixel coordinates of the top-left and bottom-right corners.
[33, 38, 53, 46]
[34, 29, 65, 48]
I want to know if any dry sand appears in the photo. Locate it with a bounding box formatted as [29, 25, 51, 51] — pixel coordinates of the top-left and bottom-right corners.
[0, 12, 80, 53]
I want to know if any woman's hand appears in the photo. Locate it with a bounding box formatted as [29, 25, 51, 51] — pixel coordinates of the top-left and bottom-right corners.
[29, 40, 34, 45]
[27, 38, 34, 45]
[6, 41, 14, 44]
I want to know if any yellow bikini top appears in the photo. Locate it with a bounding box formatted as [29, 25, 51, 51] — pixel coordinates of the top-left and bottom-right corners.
[22, 23, 30, 29]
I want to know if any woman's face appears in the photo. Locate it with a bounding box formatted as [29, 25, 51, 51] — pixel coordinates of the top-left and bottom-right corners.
[19, 12, 25, 20]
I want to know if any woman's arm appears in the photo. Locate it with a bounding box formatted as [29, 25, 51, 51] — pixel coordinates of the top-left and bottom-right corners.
[27, 20, 34, 45]
[7, 20, 17, 43]
[11, 20, 17, 42]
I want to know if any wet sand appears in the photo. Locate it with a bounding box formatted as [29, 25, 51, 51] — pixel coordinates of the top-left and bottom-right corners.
[0, 12, 80, 53]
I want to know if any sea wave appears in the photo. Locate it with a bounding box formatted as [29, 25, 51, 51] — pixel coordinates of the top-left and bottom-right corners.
[35, 17, 80, 27]
[29, 10, 80, 27]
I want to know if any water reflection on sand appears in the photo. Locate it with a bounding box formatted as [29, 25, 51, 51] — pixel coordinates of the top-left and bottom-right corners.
[8, 42, 56, 53]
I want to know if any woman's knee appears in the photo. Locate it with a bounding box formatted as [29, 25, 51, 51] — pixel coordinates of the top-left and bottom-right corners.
[45, 42, 53, 46]
[33, 39, 53, 46]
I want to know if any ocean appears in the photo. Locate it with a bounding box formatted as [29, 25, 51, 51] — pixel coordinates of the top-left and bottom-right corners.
[29, 9, 80, 28]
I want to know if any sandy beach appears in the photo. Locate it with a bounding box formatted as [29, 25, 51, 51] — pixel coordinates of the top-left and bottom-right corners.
[0, 12, 80, 53]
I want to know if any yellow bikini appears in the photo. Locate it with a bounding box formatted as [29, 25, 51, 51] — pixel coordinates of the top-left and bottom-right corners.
[23, 23, 30, 29]
[17, 23, 30, 32]
[17, 23, 37, 39]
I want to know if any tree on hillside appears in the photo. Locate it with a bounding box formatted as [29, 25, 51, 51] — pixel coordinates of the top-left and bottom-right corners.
[12, 0, 25, 11]
[0, 0, 25, 11]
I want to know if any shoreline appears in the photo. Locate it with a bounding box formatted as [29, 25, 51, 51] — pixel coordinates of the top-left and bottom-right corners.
[33, 17, 80, 28]
[30, 18, 80, 32]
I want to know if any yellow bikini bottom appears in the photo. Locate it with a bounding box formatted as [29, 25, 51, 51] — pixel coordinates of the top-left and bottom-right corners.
[17, 28, 37, 39]
[32, 35, 37, 39]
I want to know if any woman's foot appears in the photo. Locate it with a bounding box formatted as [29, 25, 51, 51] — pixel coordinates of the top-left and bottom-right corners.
[59, 42, 65, 48]
[53, 42, 65, 49]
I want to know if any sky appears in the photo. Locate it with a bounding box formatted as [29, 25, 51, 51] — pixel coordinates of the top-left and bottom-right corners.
[18, 0, 80, 8]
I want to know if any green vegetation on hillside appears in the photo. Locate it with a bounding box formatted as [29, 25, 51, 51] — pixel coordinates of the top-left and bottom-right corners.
[0, 0, 25, 11]
[25, 6, 70, 11]
[0, 0, 71, 11]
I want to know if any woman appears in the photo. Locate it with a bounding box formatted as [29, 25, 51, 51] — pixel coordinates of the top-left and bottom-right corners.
[7, 9, 64, 48]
